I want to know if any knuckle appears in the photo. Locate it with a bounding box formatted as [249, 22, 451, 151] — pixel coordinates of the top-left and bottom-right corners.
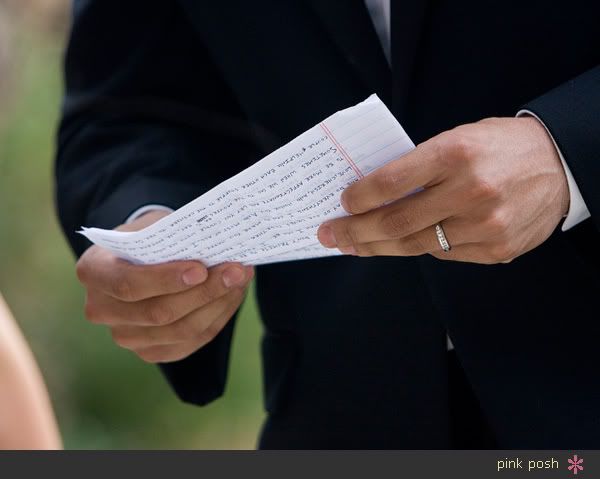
[431, 136, 450, 169]
[198, 323, 220, 345]
[447, 128, 480, 162]
[478, 257, 497, 266]
[157, 266, 183, 293]
[374, 171, 402, 198]
[195, 284, 217, 306]
[228, 288, 246, 306]
[340, 222, 361, 246]
[451, 135, 472, 160]
[83, 298, 101, 324]
[174, 319, 199, 342]
[485, 210, 511, 238]
[146, 302, 175, 326]
[75, 259, 89, 284]
[429, 250, 444, 261]
[488, 243, 514, 263]
[137, 349, 164, 364]
[341, 190, 357, 214]
[198, 329, 215, 345]
[112, 276, 135, 301]
[402, 235, 426, 255]
[245, 267, 256, 282]
[470, 175, 500, 202]
[354, 243, 375, 257]
[111, 329, 132, 349]
[380, 209, 411, 237]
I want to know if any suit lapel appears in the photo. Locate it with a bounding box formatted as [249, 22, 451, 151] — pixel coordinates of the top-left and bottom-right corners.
[391, 0, 430, 121]
[307, 0, 391, 103]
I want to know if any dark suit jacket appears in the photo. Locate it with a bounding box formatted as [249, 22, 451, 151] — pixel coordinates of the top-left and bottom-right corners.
[56, 0, 600, 448]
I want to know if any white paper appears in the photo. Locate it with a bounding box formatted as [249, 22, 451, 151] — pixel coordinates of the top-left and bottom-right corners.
[79, 94, 414, 266]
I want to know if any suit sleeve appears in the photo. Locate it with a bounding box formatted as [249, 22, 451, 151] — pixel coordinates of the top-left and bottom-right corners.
[55, 0, 260, 405]
[521, 65, 600, 232]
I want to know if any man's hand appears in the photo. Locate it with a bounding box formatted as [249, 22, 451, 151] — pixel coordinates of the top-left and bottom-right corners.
[317, 117, 570, 264]
[76, 211, 254, 363]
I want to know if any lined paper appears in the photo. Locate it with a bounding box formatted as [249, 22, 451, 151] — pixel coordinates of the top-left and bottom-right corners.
[79, 94, 414, 266]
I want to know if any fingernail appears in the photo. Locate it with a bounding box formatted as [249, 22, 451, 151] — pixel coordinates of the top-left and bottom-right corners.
[339, 245, 356, 255]
[318, 225, 337, 248]
[182, 266, 207, 286]
[222, 266, 246, 288]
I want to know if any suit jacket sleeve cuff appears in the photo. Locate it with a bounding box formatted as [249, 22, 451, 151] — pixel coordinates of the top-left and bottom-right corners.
[85, 177, 202, 231]
[519, 65, 600, 231]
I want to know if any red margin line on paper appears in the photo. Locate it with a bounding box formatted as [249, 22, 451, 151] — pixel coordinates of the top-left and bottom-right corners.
[319, 122, 364, 179]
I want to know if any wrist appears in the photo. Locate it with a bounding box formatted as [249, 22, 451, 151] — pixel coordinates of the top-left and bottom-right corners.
[520, 116, 570, 218]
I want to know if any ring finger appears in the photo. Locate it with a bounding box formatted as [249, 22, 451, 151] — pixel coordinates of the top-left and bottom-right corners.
[351, 216, 480, 257]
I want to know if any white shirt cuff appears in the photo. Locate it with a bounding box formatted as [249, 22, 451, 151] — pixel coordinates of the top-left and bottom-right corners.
[516, 110, 591, 231]
[125, 205, 174, 224]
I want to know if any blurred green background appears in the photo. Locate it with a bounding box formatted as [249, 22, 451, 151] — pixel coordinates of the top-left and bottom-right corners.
[0, 1, 264, 448]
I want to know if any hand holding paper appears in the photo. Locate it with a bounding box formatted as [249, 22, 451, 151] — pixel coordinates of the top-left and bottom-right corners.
[317, 116, 569, 264]
[76, 209, 254, 364]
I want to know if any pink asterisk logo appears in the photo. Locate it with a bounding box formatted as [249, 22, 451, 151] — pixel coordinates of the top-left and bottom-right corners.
[568, 455, 584, 475]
